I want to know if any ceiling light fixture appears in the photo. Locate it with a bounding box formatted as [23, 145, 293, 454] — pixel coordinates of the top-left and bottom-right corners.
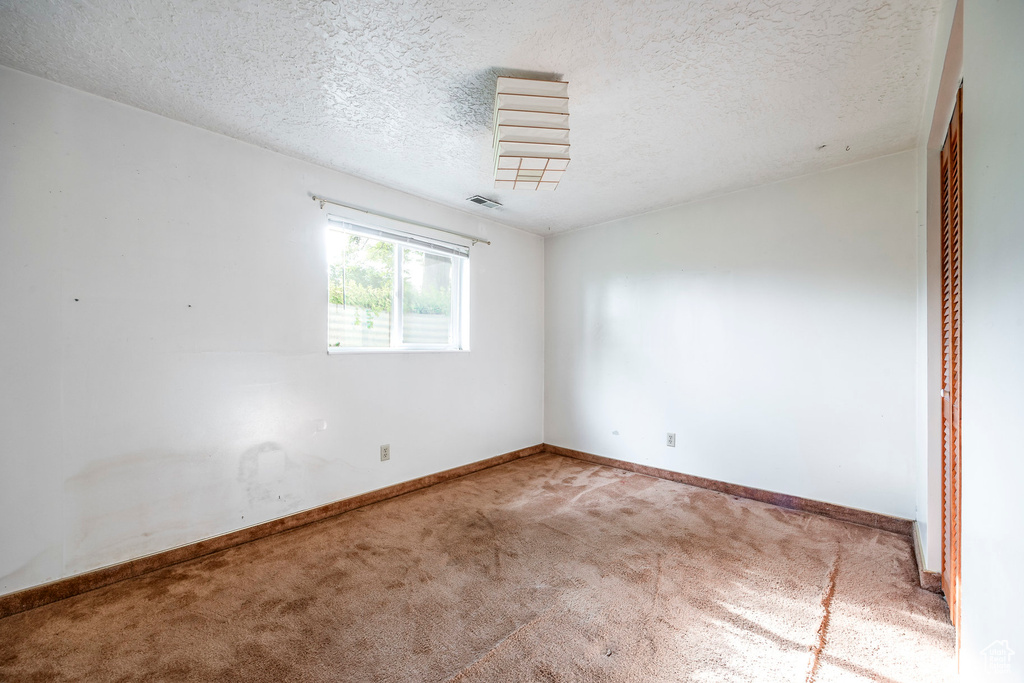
[493, 77, 569, 191]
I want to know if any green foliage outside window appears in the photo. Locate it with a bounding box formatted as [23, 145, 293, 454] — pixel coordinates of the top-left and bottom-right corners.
[328, 236, 393, 328]
[328, 234, 453, 330]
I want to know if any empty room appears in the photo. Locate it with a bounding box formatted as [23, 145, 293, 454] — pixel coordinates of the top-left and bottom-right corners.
[1, 0, 1021, 681]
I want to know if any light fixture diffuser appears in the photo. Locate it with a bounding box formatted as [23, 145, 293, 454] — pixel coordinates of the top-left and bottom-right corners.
[493, 77, 569, 191]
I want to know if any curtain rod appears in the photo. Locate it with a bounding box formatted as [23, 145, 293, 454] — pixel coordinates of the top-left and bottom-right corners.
[311, 195, 491, 246]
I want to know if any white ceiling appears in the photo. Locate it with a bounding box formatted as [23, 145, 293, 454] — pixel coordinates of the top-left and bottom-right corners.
[0, 0, 942, 234]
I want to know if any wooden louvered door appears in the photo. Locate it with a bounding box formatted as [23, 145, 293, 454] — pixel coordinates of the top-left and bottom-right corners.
[939, 86, 962, 641]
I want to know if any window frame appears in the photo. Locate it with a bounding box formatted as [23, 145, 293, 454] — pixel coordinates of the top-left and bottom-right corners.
[325, 215, 470, 354]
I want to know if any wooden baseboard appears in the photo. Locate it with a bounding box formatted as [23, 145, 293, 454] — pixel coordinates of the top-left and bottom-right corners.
[544, 444, 947, 595]
[912, 521, 944, 594]
[0, 443, 545, 620]
[544, 444, 914, 535]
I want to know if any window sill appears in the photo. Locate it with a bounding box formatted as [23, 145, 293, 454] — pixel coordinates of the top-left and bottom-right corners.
[327, 347, 469, 355]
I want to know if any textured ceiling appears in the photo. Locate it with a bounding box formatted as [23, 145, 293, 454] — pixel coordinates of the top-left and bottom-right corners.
[0, 0, 941, 234]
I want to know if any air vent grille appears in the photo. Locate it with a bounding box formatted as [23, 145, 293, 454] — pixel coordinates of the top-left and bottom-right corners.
[467, 195, 502, 209]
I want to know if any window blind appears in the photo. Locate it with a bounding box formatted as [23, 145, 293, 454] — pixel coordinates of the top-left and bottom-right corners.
[327, 215, 470, 259]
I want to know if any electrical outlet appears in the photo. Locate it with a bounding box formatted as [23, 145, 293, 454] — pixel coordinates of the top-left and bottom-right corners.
[666, 433, 676, 447]
[380, 444, 391, 461]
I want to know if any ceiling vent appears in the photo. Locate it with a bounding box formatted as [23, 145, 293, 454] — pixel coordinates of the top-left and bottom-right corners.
[493, 77, 570, 191]
[467, 195, 502, 209]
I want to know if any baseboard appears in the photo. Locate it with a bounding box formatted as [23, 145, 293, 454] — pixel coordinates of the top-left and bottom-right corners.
[912, 521, 944, 594]
[0, 443, 545, 620]
[544, 444, 914, 535]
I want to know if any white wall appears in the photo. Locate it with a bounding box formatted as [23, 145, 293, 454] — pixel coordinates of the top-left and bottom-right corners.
[960, 2, 1024, 679]
[0, 65, 545, 596]
[914, 0, 961, 573]
[546, 152, 919, 518]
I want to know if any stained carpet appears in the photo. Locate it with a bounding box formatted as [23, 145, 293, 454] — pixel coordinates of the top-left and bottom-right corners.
[0, 454, 955, 682]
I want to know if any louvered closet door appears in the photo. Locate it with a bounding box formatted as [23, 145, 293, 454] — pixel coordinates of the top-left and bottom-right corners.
[939, 86, 962, 640]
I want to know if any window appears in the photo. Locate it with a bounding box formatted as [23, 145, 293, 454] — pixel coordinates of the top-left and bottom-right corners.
[326, 217, 469, 352]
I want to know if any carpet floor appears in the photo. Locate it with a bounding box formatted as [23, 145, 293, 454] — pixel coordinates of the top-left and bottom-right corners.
[0, 453, 955, 682]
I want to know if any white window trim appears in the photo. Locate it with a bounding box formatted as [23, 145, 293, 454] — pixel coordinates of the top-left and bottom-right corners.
[326, 214, 470, 354]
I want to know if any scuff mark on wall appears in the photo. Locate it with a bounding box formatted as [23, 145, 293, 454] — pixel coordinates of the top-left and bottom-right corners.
[238, 441, 300, 510]
[65, 450, 230, 573]
[63, 443, 334, 576]
[0, 546, 61, 595]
